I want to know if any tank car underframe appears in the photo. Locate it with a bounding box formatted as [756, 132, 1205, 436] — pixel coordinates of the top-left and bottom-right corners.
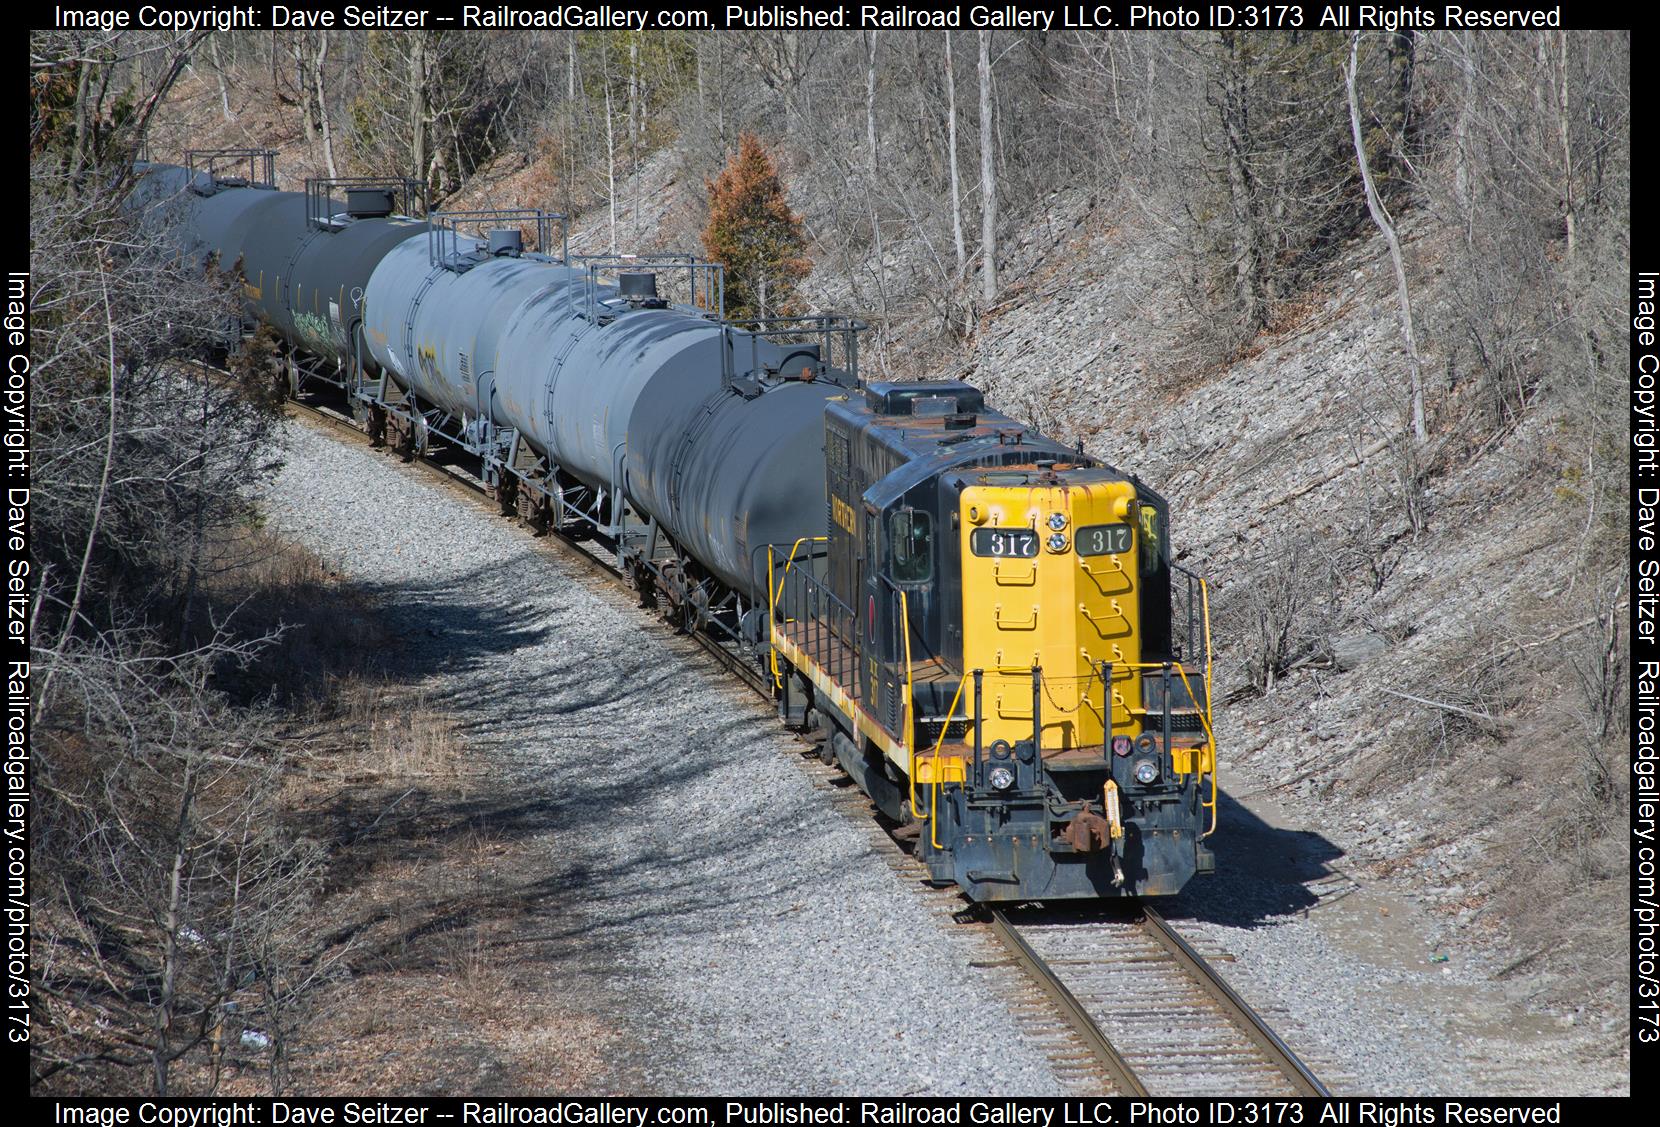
[270, 328, 772, 672]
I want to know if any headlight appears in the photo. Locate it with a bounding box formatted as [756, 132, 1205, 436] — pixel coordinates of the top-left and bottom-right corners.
[1111, 735, 1133, 757]
[1133, 758, 1159, 785]
[1048, 512, 1068, 530]
[988, 765, 1015, 790]
[1047, 532, 1069, 552]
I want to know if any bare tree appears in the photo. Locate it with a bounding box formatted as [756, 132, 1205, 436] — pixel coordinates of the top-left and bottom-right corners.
[1347, 32, 1428, 444]
[944, 32, 967, 274]
[978, 31, 998, 305]
[309, 33, 338, 179]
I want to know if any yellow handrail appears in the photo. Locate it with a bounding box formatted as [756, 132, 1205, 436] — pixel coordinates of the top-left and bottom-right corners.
[1118, 658, 1219, 840]
[766, 547, 782, 689]
[899, 587, 914, 773]
[908, 671, 970, 851]
[773, 536, 827, 606]
[766, 537, 828, 690]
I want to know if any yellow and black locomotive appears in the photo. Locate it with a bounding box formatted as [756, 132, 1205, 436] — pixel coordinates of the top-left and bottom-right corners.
[770, 382, 1216, 900]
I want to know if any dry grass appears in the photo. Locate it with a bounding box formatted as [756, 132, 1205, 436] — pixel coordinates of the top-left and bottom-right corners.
[132, 529, 626, 1094]
[197, 523, 391, 705]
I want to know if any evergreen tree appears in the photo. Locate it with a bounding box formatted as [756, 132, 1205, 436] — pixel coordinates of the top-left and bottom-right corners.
[701, 132, 810, 324]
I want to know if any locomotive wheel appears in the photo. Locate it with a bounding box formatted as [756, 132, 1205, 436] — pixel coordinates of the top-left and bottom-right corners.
[366, 404, 388, 447]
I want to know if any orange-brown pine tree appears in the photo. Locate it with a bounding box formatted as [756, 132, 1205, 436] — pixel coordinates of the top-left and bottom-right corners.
[701, 132, 810, 325]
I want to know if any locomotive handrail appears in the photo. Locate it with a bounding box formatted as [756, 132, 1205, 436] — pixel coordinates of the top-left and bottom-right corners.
[766, 537, 829, 690]
[1172, 561, 1213, 671]
[1119, 659, 1219, 839]
[918, 671, 973, 851]
[900, 589, 914, 765]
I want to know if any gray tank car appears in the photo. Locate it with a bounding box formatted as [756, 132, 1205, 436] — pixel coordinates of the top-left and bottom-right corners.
[141, 155, 857, 614]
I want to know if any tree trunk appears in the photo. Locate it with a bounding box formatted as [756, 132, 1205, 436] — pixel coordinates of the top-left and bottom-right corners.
[1346, 33, 1428, 444]
[865, 33, 880, 176]
[294, 37, 314, 145]
[978, 31, 998, 305]
[1451, 32, 1475, 234]
[1555, 30, 1576, 262]
[69, 60, 91, 185]
[153, 761, 200, 1096]
[566, 33, 578, 218]
[628, 36, 641, 151]
[409, 34, 428, 187]
[312, 33, 338, 179]
[210, 36, 233, 122]
[1218, 34, 1265, 338]
[945, 33, 967, 273]
[604, 75, 618, 253]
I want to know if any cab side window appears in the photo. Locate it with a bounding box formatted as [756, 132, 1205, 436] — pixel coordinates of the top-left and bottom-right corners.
[890, 509, 933, 583]
[1138, 505, 1162, 576]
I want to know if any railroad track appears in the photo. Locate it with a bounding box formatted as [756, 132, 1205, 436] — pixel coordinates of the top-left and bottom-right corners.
[987, 907, 1330, 1096]
[283, 389, 1329, 1098]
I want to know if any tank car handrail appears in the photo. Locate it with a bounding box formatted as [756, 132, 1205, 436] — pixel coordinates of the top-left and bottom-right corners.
[305, 175, 426, 228]
[429, 207, 569, 269]
[186, 148, 276, 189]
[721, 314, 868, 389]
[570, 254, 725, 322]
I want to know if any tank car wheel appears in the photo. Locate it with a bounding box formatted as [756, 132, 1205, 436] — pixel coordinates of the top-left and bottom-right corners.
[387, 414, 416, 461]
[628, 559, 658, 609]
[491, 474, 518, 518]
[270, 357, 291, 403]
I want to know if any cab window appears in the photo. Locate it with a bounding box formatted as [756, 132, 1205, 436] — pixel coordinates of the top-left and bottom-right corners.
[890, 509, 933, 583]
[1138, 506, 1162, 575]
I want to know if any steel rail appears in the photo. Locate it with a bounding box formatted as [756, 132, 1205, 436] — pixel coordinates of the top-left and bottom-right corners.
[986, 908, 1149, 1096]
[1140, 906, 1331, 1096]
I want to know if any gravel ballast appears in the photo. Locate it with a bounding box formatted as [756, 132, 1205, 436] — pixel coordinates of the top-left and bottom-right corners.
[262, 419, 1060, 1095]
